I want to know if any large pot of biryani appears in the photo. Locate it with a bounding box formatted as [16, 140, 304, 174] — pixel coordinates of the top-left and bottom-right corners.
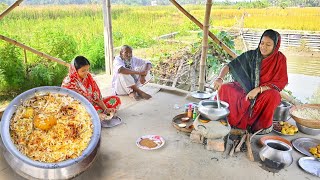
[0, 86, 101, 180]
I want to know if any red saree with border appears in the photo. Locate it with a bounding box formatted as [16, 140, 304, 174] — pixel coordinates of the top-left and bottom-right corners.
[62, 60, 121, 112]
[219, 31, 288, 132]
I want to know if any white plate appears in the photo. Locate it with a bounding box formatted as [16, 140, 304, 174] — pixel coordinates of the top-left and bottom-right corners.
[136, 135, 165, 150]
[298, 157, 320, 177]
[292, 138, 320, 157]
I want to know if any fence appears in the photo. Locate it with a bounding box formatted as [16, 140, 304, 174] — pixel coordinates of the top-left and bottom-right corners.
[235, 30, 320, 52]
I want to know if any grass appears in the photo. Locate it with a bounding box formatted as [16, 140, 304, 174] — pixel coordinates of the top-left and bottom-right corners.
[1, 5, 320, 106]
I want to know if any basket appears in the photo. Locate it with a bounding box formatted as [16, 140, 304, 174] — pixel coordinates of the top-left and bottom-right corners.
[290, 104, 320, 129]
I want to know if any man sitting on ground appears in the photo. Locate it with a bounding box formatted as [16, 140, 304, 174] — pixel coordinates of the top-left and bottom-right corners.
[112, 45, 152, 100]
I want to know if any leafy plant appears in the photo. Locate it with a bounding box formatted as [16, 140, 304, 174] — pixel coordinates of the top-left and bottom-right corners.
[0, 43, 26, 94]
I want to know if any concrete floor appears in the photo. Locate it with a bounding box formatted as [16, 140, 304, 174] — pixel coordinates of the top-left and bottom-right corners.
[0, 75, 319, 180]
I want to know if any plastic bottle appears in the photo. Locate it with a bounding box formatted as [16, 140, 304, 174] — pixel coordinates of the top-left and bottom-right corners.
[192, 106, 198, 120]
[187, 104, 193, 118]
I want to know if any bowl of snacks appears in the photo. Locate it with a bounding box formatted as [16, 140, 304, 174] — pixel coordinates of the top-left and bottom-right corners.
[273, 121, 298, 135]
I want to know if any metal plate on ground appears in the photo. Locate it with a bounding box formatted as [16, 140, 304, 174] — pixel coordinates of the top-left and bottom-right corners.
[292, 137, 320, 157]
[298, 157, 320, 177]
[101, 116, 122, 128]
[191, 91, 213, 99]
[172, 113, 194, 133]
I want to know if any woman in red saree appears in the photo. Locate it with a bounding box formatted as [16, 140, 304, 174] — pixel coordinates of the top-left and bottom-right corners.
[213, 29, 288, 134]
[62, 56, 121, 120]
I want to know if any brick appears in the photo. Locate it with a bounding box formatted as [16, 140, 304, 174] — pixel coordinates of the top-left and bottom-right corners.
[190, 130, 204, 144]
[206, 138, 225, 152]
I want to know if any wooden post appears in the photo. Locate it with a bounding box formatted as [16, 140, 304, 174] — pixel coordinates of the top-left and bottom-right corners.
[198, 0, 212, 92]
[23, 49, 27, 64]
[0, 35, 69, 67]
[102, 0, 114, 75]
[169, 0, 237, 59]
[0, 0, 24, 20]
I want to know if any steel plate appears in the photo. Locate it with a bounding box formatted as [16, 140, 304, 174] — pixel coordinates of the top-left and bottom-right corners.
[298, 157, 320, 177]
[292, 138, 320, 157]
[191, 91, 214, 99]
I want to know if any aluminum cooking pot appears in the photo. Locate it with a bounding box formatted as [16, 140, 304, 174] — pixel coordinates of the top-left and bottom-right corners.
[259, 139, 293, 170]
[0, 86, 101, 180]
[273, 101, 292, 121]
[198, 100, 230, 121]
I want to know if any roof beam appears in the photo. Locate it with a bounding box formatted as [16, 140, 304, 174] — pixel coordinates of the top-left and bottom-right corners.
[169, 0, 237, 59]
[0, 35, 69, 67]
[0, 0, 24, 20]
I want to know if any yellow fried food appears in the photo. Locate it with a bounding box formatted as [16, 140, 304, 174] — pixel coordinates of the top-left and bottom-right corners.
[309, 145, 320, 158]
[278, 121, 298, 135]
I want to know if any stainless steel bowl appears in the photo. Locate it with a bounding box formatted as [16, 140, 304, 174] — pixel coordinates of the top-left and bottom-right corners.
[296, 122, 320, 136]
[198, 100, 230, 121]
[0, 86, 101, 180]
[273, 101, 292, 121]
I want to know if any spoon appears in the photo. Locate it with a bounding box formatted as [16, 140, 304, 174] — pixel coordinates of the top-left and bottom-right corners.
[216, 90, 221, 109]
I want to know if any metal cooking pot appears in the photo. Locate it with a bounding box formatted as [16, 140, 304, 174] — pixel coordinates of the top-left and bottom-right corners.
[0, 86, 101, 180]
[198, 100, 230, 121]
[273, 101, 292, 121]
[259, 139, 293, 170]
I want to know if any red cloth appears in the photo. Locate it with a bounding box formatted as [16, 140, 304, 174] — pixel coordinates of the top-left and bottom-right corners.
[62, 60, 121, 112]
[219, 33, 288, 132]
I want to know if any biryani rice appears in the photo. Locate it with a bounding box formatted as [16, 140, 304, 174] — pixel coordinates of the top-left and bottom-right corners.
[9, 93, 93, 163]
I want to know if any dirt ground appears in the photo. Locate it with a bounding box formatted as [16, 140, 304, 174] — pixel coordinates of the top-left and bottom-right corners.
[0, 75, 319, 180]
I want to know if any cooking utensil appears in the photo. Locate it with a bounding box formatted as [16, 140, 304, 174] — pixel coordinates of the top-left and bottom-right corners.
[290, 104, 320, 129]
[101, 116, 122, 128]
[0, 86, 101, 180]
[216, 91, 221, 109]
[298, 157, 320, 177]
[198, 100, 230, 121]
[273, 101, 292, 121]
[172, 113, 194, 133]
[191, 91, 212, 99]
[292, 137, 320, 157]
[259, 139, 293, 170]
[259, 136, 292, 147]
[296, 122, 320, 136]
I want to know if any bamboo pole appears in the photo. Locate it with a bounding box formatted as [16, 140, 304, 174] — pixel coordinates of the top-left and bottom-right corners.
[0, 0, 24, 20]
[169, 0, 237, 59]
[102, 0, 114, 75]
[23, 49, 27, 64]
[0, 35, 69, 67]
[198, 0, 212, 92]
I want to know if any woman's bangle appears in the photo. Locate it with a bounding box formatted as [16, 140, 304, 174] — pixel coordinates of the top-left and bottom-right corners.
[216, 77, 224, 82]
[259, 86, 263, 94]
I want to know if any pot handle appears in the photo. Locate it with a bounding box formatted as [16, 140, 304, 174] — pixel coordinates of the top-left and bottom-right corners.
[197, 125, 207, 130]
